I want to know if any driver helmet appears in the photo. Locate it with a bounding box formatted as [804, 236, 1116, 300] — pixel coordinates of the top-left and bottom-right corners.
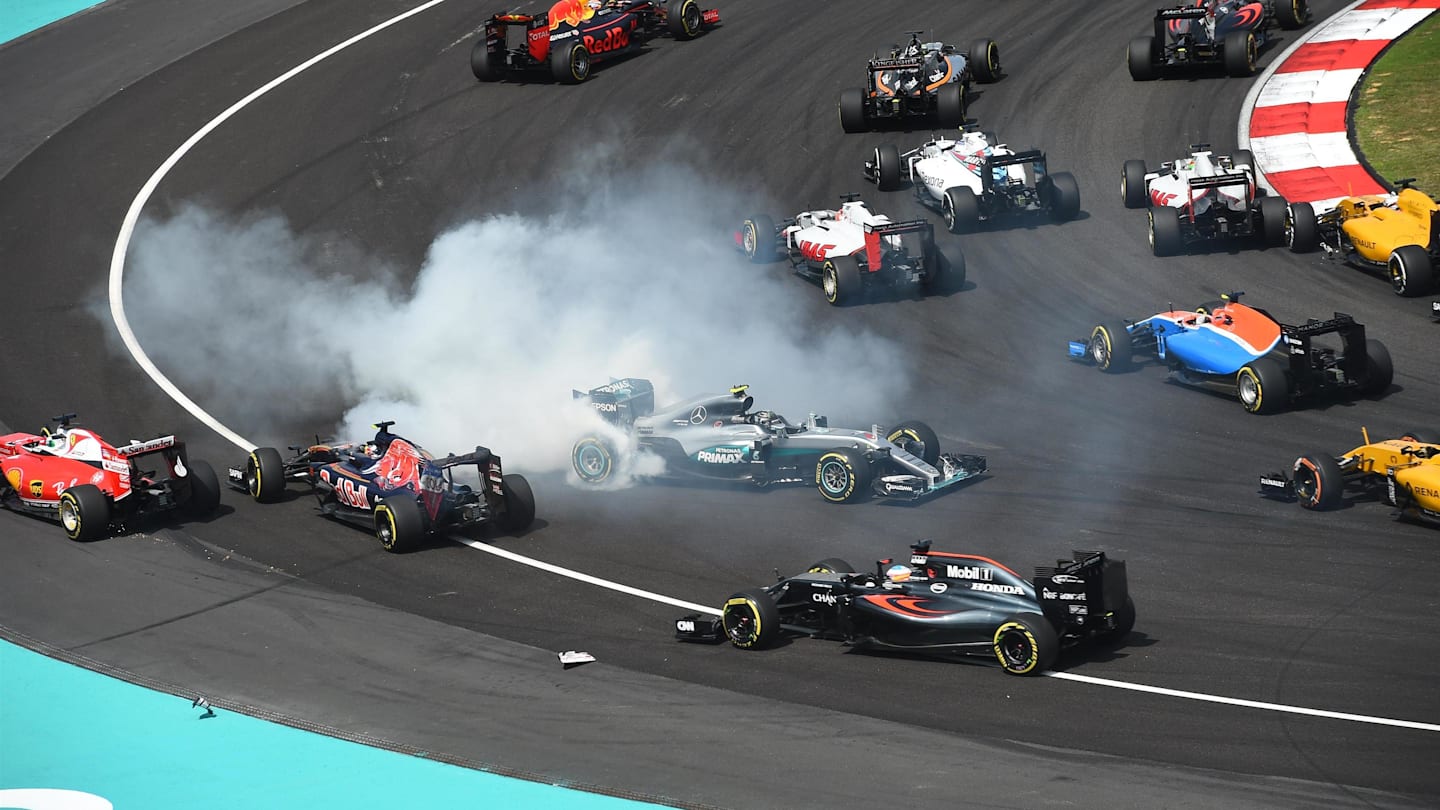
[45, 430, 68, 452]
[886, 563, 914, 583]
[902, 38, 923, 59]
[360, 442, 379, 457]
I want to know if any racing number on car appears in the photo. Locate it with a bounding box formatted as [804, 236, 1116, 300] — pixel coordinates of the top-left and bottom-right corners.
[335, 478, 370, 509]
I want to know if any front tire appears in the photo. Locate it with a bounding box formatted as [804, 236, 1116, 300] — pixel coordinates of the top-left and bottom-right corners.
[374, 496, 426, 553]
[58, 484, 109, 542]
[993, 612, 1058, 676]
[1224, 29, 1257, 77]
[551, 41, 591, 84]
[1287, 202, 1319, 252]
[935, 82, 965, 127]
[182, 459, 221, 517]
[1292, 453, 1344, 510]
[1122, 160, 1149, 208]
[873, 144, 903, 192]
[838, 87, 867, 133]
[572, 437, 617, 484]
[1149, 207, 1183, 256]
[1089, 321, 1132, 373]
[741, 215, 777, 263]
[1388, 244, 1436, 297]
[1237, 356, 1289, 414]
[822, 255, 862, 306]
[664, 0, 701, 39]
[886, 420, 941, 466]
[806, 558, 854, 574]
[246, 447, 285, 503]
[815, 447, 872, 503]
[943, 186, 980, 234]
[1047, 172, 1081, 222]
[499, 473, 536, 532]
[968, 38, 1000, 82]
[722, 588, 781, 649]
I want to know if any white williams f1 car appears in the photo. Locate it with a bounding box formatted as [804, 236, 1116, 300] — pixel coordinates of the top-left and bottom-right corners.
[864, 129, 1080, 233]
[1121, 144, 1287, 256]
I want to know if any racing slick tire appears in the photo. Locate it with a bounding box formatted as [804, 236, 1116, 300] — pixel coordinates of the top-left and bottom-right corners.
[1292, 452, 1344, 510]
[722, 588, 781, 650]
[815, 447, 872, 504]
[741, 215, 778, 263]
[665, 0, 702, 39]
[838, 87, 867, 133]
[499, 473, 536, 532]
[1388, 244, 1436, 297]
[245, 447, 286, 503]
[1277, 0, 1308, 29]
[1259, 196, 1288, 247]
[968, 38, 1000, 82]
[58, 484, 109, 542]
[1095, 596, 1136, 646]
[887, 420, 941, 466]
[806, 558, 855, 574]
[923, 242, 962, 293]
[943, 186, 980, 234]
[1127, 35, 1158, 81]
[1089, 321, 1133, 373]
[1224, 29, 1257, 77]
[182, 459, 222, 517]
[1232, 149, 1255, 173]
[1121, 160, 1149, 208]
[1358, 338, 1394, 396]
[1046, 172, 1081, 222]
[873, 144, 903, 192]
[1401, 429, 1440, 444]
[572, 437, 618, 484]
[993, 612, 1058, 676]
[551, 41, 591, 84]
[374, 496, 426, 553]
[935, 83, 965, 128]
[1149, 207, 1183, 256]
[822, 255, 862, 306]
[470, 40, 504, 82]
[1236, 356, 1289, 414]
[1286, 202, 1319, 252]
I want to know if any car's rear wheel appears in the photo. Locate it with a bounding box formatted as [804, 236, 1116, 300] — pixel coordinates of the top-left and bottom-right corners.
[722, 588, 781, 649]
[1122, 160, 1149, 208]
[1149, 207, 1183, 256]
[1232, 149, 1255, 173]
[873, 144, 903, 191]
[1127, 35, 1158, 81]
[499, 473, 536, 532]
[1259, 196, 1287, 246]
[1401, 429, 1440, 444]
[1359, 338, 1393, 396]
[1046, 172, 1081, 222]
[1286, 202, 1319, 252]
[1388, 244, 1436, 297]
[923, 243, 962, 293]
[1236, 357, 1288, 414]
[1224, 30, 1258, 77]
[374, 496, 425, 553]
[815, 447, 872, 503]
[1089, 321, 1132, 373]
[58, 484, 109, 542]
[1292, 453, 1344, 510]
[822, 255, 862, 306]
[665, 0, 701, 39]
[551, 41, 590, 84]
[969, 38, 1000, 82]
[993, 612, 1058, 676]
[838, 87, 867, 133]
[935, 82, 965, 128]
[806, 558, 855, 574]
[470, 40, 504, 82]
[572, 437, 617, 484]
[741, 215, 777, 263]
[1095, 596, 1137, 646]
[943, 186, 980, 233]
[182, 459, 221, 517]
[246, 447, 286, 503]
[886, 421, 941, 466]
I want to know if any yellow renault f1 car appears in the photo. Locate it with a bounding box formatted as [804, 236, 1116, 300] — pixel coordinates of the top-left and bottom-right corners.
[1259, 427, 1440, 525]
[1286, 180, 1440, 297]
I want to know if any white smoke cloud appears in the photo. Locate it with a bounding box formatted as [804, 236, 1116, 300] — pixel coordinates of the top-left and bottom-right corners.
[122, 159, 914, 479]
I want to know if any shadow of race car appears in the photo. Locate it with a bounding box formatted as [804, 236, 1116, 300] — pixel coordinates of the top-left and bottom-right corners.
[1068, 292, 1392, 414]
[1286, 180, 1440, 297]
[1121, 145, 1288, 256]
[1260, 427, 1440, 525]
[229, 421, 534, 552]
[570, 379, 986, 503]
[676, 540, 1133, 676]
[838, 31, 1000, 133]
[1128, 0, 1308, 80]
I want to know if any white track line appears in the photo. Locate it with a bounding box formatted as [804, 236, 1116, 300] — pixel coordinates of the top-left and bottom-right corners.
[105, 0, 1438, 734]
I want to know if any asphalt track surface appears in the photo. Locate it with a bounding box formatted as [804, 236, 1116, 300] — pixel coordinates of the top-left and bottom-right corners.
[3, 1, 1439, 806]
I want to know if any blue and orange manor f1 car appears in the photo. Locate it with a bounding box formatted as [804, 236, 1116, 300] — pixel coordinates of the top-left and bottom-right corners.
[228, 422, 535, 552]
[471, 0, 719, 85]
[1069, 292, 1392, 414]
[676, 540, 1133, 676]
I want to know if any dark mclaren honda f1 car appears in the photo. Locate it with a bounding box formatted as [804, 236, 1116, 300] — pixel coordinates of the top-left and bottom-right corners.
[1068, 292, 1392, 414]
[1128, 0, 1309, 80]
[228, 421, 535, 552]
[570, 379, 987, 503]
[470, 0, 719, 85]
[676, 540, 1134, 676]
[838, 32, 1001, 133]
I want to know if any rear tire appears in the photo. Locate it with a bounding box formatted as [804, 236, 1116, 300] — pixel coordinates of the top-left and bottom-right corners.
[943, 186, 980, 234]
[874, 144, 903, 192]
[1047, 172, 1081, 222]
[551, 41, 590, 84]
[1237, 356, 1289, 414]
[572, 437, 617, 484]
[993, 612, 1058, 675]
[1096, 596, 1136, 646]
[1292, 453, 1344, 510]
[470, 40, 503, 82]
[1149, 207, 1183, 256]
[1122, 160, 1149, 208]
[246, 447, 286, 503]
[935, 83, 965, 127]
[1359, 338, 1393, 395]
[822, 255, 862, 306]
[1232, 149, 1255, 173]
[722, 588, 781, 649]
[923, 242, 962, 293]
[806, 558, 855, 574]
[1224, 30, 1257, 77]
[1089, 322, 1133, 373]
[839, 87, 867, 133]
[1127, 36, 1157, 81]
[183, 459, 221, 517]
[1277, 0, 1308, 29]
[58, 484, 109, 542]
[815, 447, 872, 503]
[374, 496, 426, 553]
[1388, 244, 1436, 297]
[665, 0, 701, 39]
[886, 421, 941, 466]
[499, 473, 536, 532]
[1401, 429, 1440, 444]
[968, 38, 1000, 82]
[1287, 202, 1319, 252]
[1259, 196, 1287, 246]
[741, 215, 778, 263]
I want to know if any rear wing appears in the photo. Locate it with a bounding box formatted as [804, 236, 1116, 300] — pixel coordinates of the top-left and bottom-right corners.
[1154, 6, 1206, 40]
[867, 56, 922, 74]
[862, 218, 933, 269]
[1279, 312, 1369, 380]
[573, 377, 656, 426]
[114, 435, 179, 458]
[1034, 550, 1128, 633]
[1188, 172, 1250, 191]
[981, 149, 1047, 193]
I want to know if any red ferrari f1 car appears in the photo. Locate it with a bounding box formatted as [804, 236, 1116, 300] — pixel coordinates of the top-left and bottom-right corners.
[0, 414, 221, 541]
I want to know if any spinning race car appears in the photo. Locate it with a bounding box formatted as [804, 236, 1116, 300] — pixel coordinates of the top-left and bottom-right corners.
[0, 414, 220, 541]
[1069, 292, 1392, 414]
[838, 32, 1000, 133]
[470, 0, 719, 85]
[864, 128, 1081, 233]
[229, 421, 535, 552]
[1260, 427, 1440, 526]
[1286, 180, 1440, 297]
[1128, 0, 1309, 80]
[1122, 145, 1288, 256]
[570, 379, 987, 503]
[675, 540, 1134, 677]
[738, 195, 960, 305]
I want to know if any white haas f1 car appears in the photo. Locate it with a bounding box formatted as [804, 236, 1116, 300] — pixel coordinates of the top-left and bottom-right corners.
[739, 195, 962, 305]
[863, 129, 1081, 233]
[1122, 145, 1288, 256]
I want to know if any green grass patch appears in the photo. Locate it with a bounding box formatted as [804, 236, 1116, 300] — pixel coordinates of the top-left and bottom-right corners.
[1353, 13, 1440, 194]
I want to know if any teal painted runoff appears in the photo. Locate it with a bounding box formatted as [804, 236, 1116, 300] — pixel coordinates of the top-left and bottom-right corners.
[0, 641, 664, 809]
[0, 1, 103, 45]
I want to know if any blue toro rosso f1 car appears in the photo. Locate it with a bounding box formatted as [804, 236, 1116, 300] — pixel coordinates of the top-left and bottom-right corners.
[1068, 292, 1392, 414]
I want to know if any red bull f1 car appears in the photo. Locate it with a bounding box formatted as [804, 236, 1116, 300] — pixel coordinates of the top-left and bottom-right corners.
[570, 379, 987, 504]
[1068, 292, 1392, 414]
[1260, 427, 1440, 526]
[0, 414, 221, 541]
[228, 422, 535, 552]
[470, 0, 719, 84]
[675, 540, 1133, 676]
[839, 32, 1000, 133]
[1121, 145, 1288, 256]
[738, 194, 961, 305]
[1128, 0, 1309, 80]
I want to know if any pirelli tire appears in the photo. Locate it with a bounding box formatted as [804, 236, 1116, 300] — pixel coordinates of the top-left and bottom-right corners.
[722, 588, 782, 650]
[815, 447, 872, 504]
[1277, 0, 1308, 29]
[886, 420, 941, 466]
[246, 447, 286, 503]
[741, 215, 778, 263]
[1121, 160, 1149, 208]
[470, 40, 504, 82]
[1089, 321, 1133, 373]
[923, 242, 961, 293]
[1046, 171, 1081, 222]
[1149, 207, 1184, 256]
[58, 484, 110, 542]
[1401, 429, 1440, 444]
[572, 437, 617, 484]
[822, 255, 863, 306]
[935, 82, 965, 128]
[1292, 452, 1345, 510]
[873, 144, 903, 192]
[551, 41, 591, 84]
[182, 459, 222, 517]
[1286, 202, 1319, 252]
[1388, 244, 1437, 297]
[665, 0, 702, 39]
[1358, 338, 1394, 396]
[943, 186, 980, 234]
[374, 496, 426, 553]
[1259, 195, 1288, 247]
[806, 558, 855, 574]
[968, 38, 1000, 82]
[1236, 356, 1289, 414]
[839, 87, 867, 133]
[993, 612, 1059, 676]
[499, 473, 536, 532]
[1127, 35, 1158, 81]
[1096, 596, 1137, 646]
[1224, 29, 1258, 77]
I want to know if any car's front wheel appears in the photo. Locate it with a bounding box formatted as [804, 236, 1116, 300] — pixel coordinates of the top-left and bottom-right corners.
[887, 421, 941, 466]
[246, 447, 286, 503]
[1089, 322, 1132, 373]
[815, 447, 872, 503]
[1292, 453, 1344, 510]
[722, 588, 781, 649]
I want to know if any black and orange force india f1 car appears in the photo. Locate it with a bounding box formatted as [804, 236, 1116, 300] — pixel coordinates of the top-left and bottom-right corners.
[1260, 427, 1440, 525]
[228, 422, 535, 552]
[676, 540, 1133, 676]
[1128, 0, 1309, 80]
[471, 0, 718, 84]
[839, 32, 1000, 133]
